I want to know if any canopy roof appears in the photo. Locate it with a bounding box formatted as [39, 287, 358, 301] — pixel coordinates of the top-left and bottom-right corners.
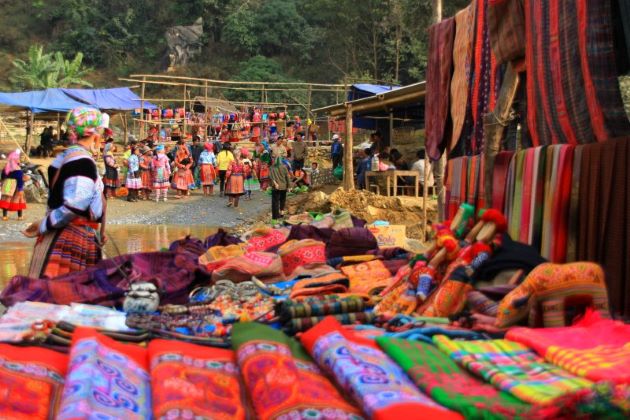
[348, 84, 398, 101]
[0, 87, 156, 114]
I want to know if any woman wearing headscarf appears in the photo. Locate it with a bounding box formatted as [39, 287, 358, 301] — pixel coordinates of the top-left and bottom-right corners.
[139, 147, 153, 200]
[173, 140, 194, 199]
[126, 145, 143, 202]
[198, 142, 217, 196]
[0, 149, 26, 221]
[152, 144, 171, 202]
[225, 148, 250, 208]
[23, 107, 106, 278]
[254, 142, 271, 191]
[102, 138, 119, 199]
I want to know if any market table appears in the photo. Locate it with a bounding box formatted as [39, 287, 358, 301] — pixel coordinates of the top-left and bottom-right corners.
[365, 170, 420, 197]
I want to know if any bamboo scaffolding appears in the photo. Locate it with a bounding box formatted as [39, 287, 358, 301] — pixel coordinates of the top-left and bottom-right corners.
[119, 78, 343, 93]
[129, 73, 345, 87]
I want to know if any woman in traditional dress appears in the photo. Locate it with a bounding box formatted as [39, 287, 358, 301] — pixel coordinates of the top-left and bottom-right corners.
[23, 107, 106, 279]
[102, 139, 119, 199]
[198, 142, 217, 196]
[225, 149, 250, 208]
[173, 141, 194, 199]
[126, 146, 143, 202]
[152, 144, 171, 202]
[254, 143, 271, 191]
[139, 147, 153, 200]
[0, 149, 26, 221]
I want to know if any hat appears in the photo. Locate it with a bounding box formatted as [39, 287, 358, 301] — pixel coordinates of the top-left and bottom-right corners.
[204, 142, 214, 152]
[104, 128, 114, 137]
[141, 146, 152, 155]
[156, 144, 165, 152]
[332, 134, 340, 140]
[66, 107, 103, 138]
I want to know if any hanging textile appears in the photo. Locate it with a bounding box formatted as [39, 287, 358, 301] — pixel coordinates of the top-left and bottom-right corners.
[149, 340, 247, 419]
[434, 336, 593, 406]
[487, 0, 526, 64]
[377, 338, 554, 419]
[507, 310, 630, 384]
[525, 0, 630, 146]
[0, 344, 68, 419]
[300, 317, 460, 419]
[231, 322, 361, 420]
[449, 3, 476, 153]
[425, 17, 456, 160]
[491, 151, 514, 210]
[57, 328, 151, 419]
[445, 157, 468, 219]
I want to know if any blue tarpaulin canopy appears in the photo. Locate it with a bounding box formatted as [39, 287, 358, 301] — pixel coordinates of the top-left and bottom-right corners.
[347, 84, 398, 101]
[0, 87, 156, 114]
[61, 88, 156, 111]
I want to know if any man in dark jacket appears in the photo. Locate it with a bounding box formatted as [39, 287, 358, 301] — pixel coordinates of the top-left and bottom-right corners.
[331, 133, 343, 169]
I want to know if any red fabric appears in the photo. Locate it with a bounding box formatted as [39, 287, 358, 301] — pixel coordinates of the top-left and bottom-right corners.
[551, 145, 574, 262]
[519, 148, 536, 243]
[71, 327, 147, 369]
[491, 151, 515, 210]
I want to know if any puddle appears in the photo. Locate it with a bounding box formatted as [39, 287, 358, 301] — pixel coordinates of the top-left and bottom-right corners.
[0, 225, 218, 288]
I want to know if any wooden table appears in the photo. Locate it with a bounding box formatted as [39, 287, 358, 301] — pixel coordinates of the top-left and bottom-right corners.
[365, 170, 419, 197]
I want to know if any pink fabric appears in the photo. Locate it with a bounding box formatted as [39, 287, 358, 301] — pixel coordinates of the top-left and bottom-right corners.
[3, 150, 20, 175]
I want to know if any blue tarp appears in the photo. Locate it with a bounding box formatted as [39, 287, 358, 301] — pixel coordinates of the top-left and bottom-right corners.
[0, 87, 156, 113]
[0, 88, 89, 113]
[61, 87, 156, 111]
[347, 84, 398, 101]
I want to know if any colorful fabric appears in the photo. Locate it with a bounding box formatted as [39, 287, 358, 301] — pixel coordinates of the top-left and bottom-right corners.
[0, 344, 68, 419]
[425, 17, 456, 160]
[279, 295, 369, 320]
[301, 317, 458, 419]
[232, 322, 362, 420]
[3, 149, 21, 175]
[152, 153, 171, 190]
[341, 260, 393, 297]
[446, 157, 468, 219]
[434, 336, 593, 406]
[284, 312, 377, 335]
[289, 272, 350, 299]
[507, 309, 630, 384]
[57, 328, 151, 419]
[496, 262, 609, 328]
[198, 243, 247, 266]
[277, 239, 327, 277]
[377, 338, 549, 419]
[211, 252, 285, 284]
[149, 339, 246, 419]
[449, 3, 475, 153]
[525, 0, 630, 146]
[487, 0, 525, 64]
[199, 163, 216, 185]
[245, 228, 289, 252]
[30, 223, 101, 279]
[66, 107, 102, 137]
[491, 151, 514, 210]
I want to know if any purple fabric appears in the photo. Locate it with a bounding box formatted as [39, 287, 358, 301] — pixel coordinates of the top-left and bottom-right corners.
[367, 247, 411, 261]
[0, 251, 204, 307]
[326, 228, 378, 259]
[203, 229, 242, 248]
[351, 216, 367, 228]
[169, 235, 207, 257]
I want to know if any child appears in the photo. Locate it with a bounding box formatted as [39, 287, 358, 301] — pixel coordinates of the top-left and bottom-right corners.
[103, 140, 119, 199]
[152, 144, 171, 202]
[126, 146, 143, 202]
[241, 148, 255, 200]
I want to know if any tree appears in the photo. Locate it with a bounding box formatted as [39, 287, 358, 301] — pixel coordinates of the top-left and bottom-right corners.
[10, 45, 92, 90]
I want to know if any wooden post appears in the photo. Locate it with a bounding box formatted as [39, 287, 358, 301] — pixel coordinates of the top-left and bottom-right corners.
[24, 110, 34, 153]
[483, 63, 520, 205]
[204, 80, 209, 139]
[182, 84, 187, 140]
[306, 84, 312, 142]
[431, 0, 445, 220]
[122, 113, 128, 145]
[56, 113, 61, 142]
[343, 104, 354, 190]
[423, 145, 430, 240]
[140, 76, 146, 139]
[388, 110, 394, 146]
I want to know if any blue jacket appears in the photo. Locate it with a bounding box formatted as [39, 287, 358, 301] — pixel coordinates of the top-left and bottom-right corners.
[331, 141, 343, 156]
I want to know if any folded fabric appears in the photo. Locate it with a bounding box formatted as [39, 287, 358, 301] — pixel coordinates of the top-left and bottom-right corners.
[434, 336, 593, 406]
[149, 339, 246, 419]
[203, 229, 242, 248]
[278, 295, 370, 321]
[300, 317, 460, 419]
[245, 227, 289, 252]
[507, 309, 630, 384]
[331, 209, 355, 230]
[284, 312, 376, 335]
[199, 243, 247, 266]
[326, 228, 378, 259]
[377, 337, 550, 419]
[289, 272, 350, 299]
[231, 322, 362, 420]
[341, 260, 393, 296]
[211, 252, 285, 284]
[57, 328, 151, 419]
[277, 239, 327, 277]
[0, 344, 68, 419]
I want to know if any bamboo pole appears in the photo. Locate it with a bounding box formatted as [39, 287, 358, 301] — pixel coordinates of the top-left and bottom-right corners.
[182, 84, 187, 139]
[343, 105, 354, 190]
[139, 76, 146, 139]
[122, 113, 128, 145]
[119, 78, 343, 92]
[204, 81, 209, 139]
[24, 110, 34, 153]
[129, 73, 346, 87]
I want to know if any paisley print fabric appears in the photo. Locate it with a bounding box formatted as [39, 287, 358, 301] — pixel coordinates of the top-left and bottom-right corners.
[149, 339, 246, 419]
[57, 328, 151, 420]
[0, 344, 68, 420]
[232, 322, 362, 420]
[300, 317, 460, 419]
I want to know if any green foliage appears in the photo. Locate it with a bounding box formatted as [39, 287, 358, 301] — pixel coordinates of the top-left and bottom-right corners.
[10, 45, 92, 90]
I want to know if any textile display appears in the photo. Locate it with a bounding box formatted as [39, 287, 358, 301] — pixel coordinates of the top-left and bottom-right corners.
[277, 239, 327, 277]
[495, 262, 609, 328]
[210, 252, 284, 284]
[376, 337, 549, 419]
[149, 339, 246, 419]
[300, 317, 460, 420]
[507, 309, 630, 384]
[326, 228, 378, 259]
[283, 312, 377, 335]
[278, 295, 369, 320]
[198, 243, 247, 266]
[341, 260, 393, 297]
[434, 336, 593, 406]
[449, 3, 476, 153]
[245, 228, 289, 253]
[289, 272, 350, 299]
[490, 151, 514, 210]
[0, 344, 68, 419]
[487, 0, 525, 64]
[577, 137, 630, 318]
[525, 0, 630, 146]
[231, 322, 362, 420]
[57, 328, 151, 419]
[445, 157, 468, 219]
[425, 17, 456, 160]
